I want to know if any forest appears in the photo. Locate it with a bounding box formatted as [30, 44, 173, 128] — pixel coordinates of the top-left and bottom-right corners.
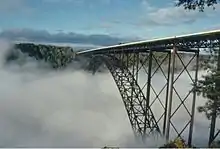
[5, 43, 209, 73]
[5, 43, 76, 69]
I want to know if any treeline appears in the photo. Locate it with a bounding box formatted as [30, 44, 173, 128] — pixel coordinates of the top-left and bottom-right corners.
[5, 43, 209, 72]
[6, 43, 76, 69]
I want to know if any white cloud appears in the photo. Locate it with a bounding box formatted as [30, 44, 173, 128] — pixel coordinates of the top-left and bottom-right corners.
[140, 2, 220, 26]
[146, 7, 205, 26]
[0, 40, 134, 147]
[0, 28, 125, 46]
[0, 40, 219, 147]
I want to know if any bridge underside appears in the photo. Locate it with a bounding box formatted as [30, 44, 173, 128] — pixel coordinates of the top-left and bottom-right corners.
[77, 30, 220, 146]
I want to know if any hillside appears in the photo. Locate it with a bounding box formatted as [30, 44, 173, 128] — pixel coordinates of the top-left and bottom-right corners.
[5, 43, 76, 69]
[5, 43, 210, 73]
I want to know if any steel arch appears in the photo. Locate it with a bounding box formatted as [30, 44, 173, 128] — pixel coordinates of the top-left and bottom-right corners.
[88, 54, 161, 140]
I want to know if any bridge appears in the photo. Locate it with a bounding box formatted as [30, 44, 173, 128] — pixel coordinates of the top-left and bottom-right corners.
[76, 30, 220, 146]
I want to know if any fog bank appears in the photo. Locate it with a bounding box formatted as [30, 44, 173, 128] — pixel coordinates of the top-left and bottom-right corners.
[0, 40, 219, 147]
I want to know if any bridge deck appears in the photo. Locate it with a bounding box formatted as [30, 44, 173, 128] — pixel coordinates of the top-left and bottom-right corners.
[77, 29, 220, 54]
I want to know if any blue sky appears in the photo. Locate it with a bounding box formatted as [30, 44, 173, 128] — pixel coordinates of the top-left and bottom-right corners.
[0, 0, 220, 46]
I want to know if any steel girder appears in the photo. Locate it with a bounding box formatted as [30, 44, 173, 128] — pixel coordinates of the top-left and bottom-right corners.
[77, 30, 220, 55]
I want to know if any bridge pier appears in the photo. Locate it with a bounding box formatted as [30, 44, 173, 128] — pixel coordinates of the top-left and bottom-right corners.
[165, 47, 176, 142]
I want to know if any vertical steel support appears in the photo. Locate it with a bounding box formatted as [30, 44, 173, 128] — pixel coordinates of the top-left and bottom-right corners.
[131, 52, 135, 116]
[135, 53, 140, 108]
[209, 85, 216, 144]
[188, 49, 199, 147]
[163, 51, 171, 135]
[136, 53, 139, 81]
[146, 50, 153, 107]
[132, 53, 135, 80]
[166, 47, 176, 141]
[144, 50, 153, 136]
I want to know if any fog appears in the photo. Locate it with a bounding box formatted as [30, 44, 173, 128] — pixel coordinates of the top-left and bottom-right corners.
[0, 39, 219, 147]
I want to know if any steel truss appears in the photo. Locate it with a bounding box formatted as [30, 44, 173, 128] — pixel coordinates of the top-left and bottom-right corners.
[91, 53, 161, 140]
[78, 30, 220, 147]
[88, 49, 199, 145]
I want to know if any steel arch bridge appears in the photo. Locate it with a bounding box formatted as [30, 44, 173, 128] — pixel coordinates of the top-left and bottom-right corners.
[76, 30, 220, 146]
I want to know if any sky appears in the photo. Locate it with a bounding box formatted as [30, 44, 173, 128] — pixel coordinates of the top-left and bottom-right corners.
[0, 0, 220, 46]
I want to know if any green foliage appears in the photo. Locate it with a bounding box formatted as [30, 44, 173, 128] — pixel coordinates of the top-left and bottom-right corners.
[176, 0, 219, 11]
[160, 138, 188, 148]
[195, 70, 220, 119]
[6, 43, 76, 69]
[193, 46, 220, 119]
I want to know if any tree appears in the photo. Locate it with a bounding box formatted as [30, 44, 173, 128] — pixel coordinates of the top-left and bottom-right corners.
[195, 67, 220, 119]
[195, 48, 220, 145]
[176, 0, 219, 11]
[6, 43, 75, 69]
